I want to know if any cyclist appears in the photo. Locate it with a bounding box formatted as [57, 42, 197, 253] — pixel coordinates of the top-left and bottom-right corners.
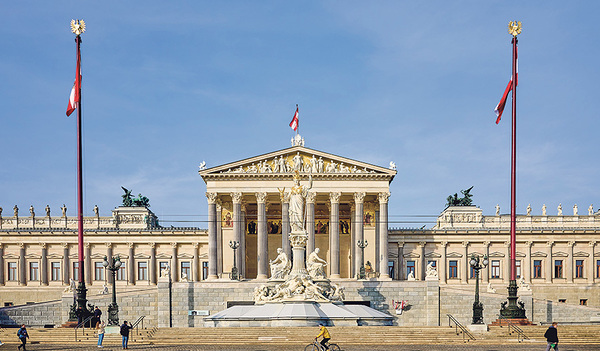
[315, 323, 331, 350]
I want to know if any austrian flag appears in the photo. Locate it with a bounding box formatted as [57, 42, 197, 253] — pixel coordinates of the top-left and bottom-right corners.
[289, 106, 299, 131]
[494, 46, 518, 124]
[66, 45, 81, 117]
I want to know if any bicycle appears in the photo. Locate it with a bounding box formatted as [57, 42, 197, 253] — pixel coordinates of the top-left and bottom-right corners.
[304, 339, 341, 351]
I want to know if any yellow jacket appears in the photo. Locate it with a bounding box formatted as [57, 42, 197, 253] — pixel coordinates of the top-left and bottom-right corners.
[317, 326, 331, 339]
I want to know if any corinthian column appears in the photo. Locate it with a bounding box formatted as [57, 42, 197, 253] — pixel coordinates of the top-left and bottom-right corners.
[378, 192, 391, 280]
[231, 192, 243, 272]
[206, 192, 218, 280]
[280, 191, 291, 258]
[306, 192, 316, 254]
[329, 192, 341, 278]
[354, 192, 365, 277]
[589, 241, 596, 284]
[256, 192, 268, 280]
[41, 243, 48, 286]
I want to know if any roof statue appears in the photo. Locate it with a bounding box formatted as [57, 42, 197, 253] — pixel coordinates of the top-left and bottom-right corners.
[446, 186, 474, 207]
[121, 187, 150, 208]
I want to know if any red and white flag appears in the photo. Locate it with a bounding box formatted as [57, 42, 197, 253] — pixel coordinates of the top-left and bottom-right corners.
[494, 47, 518, 124]
[289, 106, 299, 131]
[66, 45, 81, 117]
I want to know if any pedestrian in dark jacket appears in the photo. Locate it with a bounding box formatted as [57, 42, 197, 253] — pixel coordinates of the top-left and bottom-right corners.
[544, 322, 559, 351]
[120, 320, 132, 349]
[17, 324, 29, 350]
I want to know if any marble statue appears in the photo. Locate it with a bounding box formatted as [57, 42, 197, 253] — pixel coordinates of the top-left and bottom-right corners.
[160, 264, 171, 278]
[389, 161, 396, 170]
[425, 262, 438, 278]
[61, 204, 67, 217]
[0, 207, 2, 217]
[45, 205, 50, 217]
[526, 204, 531, 216]
[29, 205, 34, 217]
[292, 152, 303, 172]
[253, 285, 271, 304]
[100, 284, 109, 295]
[93, 205, 99, 216]
[307, 248, 327, 279]
[542, 204, 547, 216]
[198, 161, 206, 170]
[329, 284, 345, 301]
[518, 277, 531, 292]
[269, 248, 291, 279]
[486, 282, 496, 293]
[573, 204, 578, 216]
[13, 205, 18, 217]
[496, 204, 500, 216]
[64, 278, 77, 293]
[558, 203, 563, 216]
[317, 157, 324, 173]
[589, 204, 594, 216]
[407, 271, 415, 281]
[289, 171, 312, 233]
[180, 273, 190, 282]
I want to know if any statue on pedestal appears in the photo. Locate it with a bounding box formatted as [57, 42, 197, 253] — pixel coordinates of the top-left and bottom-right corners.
[307, 248, 327, 279]
[269, 248, 291, 279]
[425, 262, 438, 278]
[289, 171, 312, 233]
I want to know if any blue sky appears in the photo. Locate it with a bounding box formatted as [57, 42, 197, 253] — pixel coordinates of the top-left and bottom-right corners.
[1, 1, 599, 228]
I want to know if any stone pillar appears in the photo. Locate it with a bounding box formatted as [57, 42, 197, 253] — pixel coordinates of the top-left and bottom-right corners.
[354, 192, 365, 277]
[589, 241, 596, 284]
[62, 243, 69, 285]
[567, 241, 574, 283]
[306, 192, 316, 255]
[231, 192, 243, 272]
[483, 241, 490, 283]
[216, 200, 223, 276]
[0, 244, 4, 285]
[241, 203, 247, 279]
[378, 192, 391, 280]
[171, 243, 179, 282]
[505, 241, 511, 283]
[439, 241, 447, 284]
[525, 241, 532, 283]
[397, 242, 404, 280]
[419, 242, 426, 281]
[85, 243, 92, 286]
[193, 243, 199, 282]
[106, 243, 114, 285]
[19, 243, 26, 285]
[350, 204, 355, 278]
[462, 241, 469, 284]
[150, 242, 157, 285]
[206, 192, 218, 280]
[546, 241, 553, 283]
[128, 242, 135, 285]
[40, 243, 48, 285]
[280, 192, 291, 258]
[256, 192, 268, 279]
[329, 192, 341, 279]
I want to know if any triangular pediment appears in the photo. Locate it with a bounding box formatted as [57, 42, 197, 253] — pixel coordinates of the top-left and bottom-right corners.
[156, 253, 172, 259]
[531, 251, 547, 257]
[425, 252, 442, 258]
[199, 145, 396, 180]
[552, 251, 569, 257]
[488, 251, 505, 258]
[177, 253, 194, 259]
[573, 251, 589, 257]
[47, 253, 63, 259]
[134, 253, 151, 259]
[446, 252, 463, 258]
[403, 252, 421, 258]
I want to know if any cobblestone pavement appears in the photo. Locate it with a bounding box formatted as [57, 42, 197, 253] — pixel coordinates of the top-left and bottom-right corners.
[3, 344, 600, 351]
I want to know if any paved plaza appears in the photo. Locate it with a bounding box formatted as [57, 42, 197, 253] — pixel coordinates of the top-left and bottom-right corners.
[1, 344, 599, 351]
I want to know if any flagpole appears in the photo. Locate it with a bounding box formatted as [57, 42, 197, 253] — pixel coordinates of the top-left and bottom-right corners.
[296, 104, 299, 138]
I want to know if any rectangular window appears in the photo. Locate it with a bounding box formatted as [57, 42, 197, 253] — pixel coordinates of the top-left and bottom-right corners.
[448, 260, 458, 278]
[558, 299, 566, 303]
[181, 261, 191, 280]
[597, 260, 600, 278]
[388, 261, 395, 278]
[138, 262, 148, 281]
[406, 261, 415, 278]
[73, 262, 80, 282]
[533, 260, 542, 278]
[580, 299, 588, 306]
[51, 262, 61, 281]
[29, 262, 39, 281]
[554, 260, 563, 278]
[8, 262, 17, 281]
[94, 262, 104, 281]
[575, 260, 584, 278]
[491, 260, 500, 279]
[202, 262, 208, 280]
[515, 260, 521, 279]
[116, 263, 126, 281]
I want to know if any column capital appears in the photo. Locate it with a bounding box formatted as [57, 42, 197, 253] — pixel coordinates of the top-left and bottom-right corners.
[418, 241, 427, 248]
[440, 241, 448, 248]
[354, 192, 366, 204]
[18, 242, 25, 249]
[128, 242, 135, 249]
[462, 241, 470, 248]
[193, 242, 200, 249]
[504, 241, 511, 248]
[171, 242, 178, 249]
[61, 242, 69, 248]
[567, 241, 575, 247]
[105, 242, 112, 248]
[483, 241, 491, 247]
[546, 241, 554, 247]
[40, 242, 47, 249]
[589, 241, 597, 247]
[397, 241, 405, 248]
[255, 192, 267, 204]
[378, 192, 391, 204]
[85, 242, 91, 248]
[231, 192, 243, 204]
[526, 241, 533, 248]
[149, 242, 156, 249]
[329, 192, 341, 204]
[306, 192, 317, 204]
[206, 192, 218, 204]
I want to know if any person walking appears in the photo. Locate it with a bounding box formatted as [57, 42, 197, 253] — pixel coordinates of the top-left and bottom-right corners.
[17, 324, 29, 351]
[94, 306, 102, 326]
[96, 320, 106, 348]
[120, 320, 132, 349]
[544, 322, 559, 351]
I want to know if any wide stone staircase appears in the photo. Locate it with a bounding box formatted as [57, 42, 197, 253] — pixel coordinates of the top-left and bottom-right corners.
[486, 324, 600, 345]
[0, 325, 156, 346]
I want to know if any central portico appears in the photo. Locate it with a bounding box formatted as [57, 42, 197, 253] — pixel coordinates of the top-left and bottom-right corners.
[199, 143, 396, 281]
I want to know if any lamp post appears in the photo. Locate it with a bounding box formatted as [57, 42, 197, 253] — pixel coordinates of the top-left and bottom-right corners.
[229, 241, 239, 280]
[103, 255, 122, 325]
[357, 240, 368, 280]
[469, 254, 488, 324]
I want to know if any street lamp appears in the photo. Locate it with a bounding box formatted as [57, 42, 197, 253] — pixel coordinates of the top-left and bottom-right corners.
[469, 254, 488, 324]
[103, 255, 122, 325]
[357, 240, 368, 280]
[229, 241, 240, 280]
